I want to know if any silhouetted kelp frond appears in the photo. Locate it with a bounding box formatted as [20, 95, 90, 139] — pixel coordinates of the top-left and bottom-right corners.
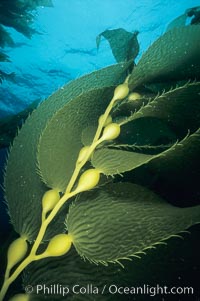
[0, 0, 53, 83]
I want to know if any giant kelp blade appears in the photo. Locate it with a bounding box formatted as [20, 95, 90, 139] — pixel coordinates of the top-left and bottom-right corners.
[81, 125, 96, 146]
[23, 247, 120, 301]
[22, 227, 200, 301]
[108, 128, 200, 194]
[114, 128, 200, 203]
[37, 87, 113, 191]
[166, 13, 188, 31]
[37, 61, 132, 192]
[67, 183, 200, 264]
[128, 26, 200, 90]
[83, 120, 174, 176]
[4, 62, 130, 241]
[118, 117, 176, 147]
[147, 128, 200, 200]
[186, 6, 200, 25]
[122, 82, 200, 137]
[96, 28, 139, 62]
[91, 148, 159, 176]
[0, 99, 39, 149]
[150, 128, 200, 170]
[91, 83, 200, 176]
[81, 114, 175, 148]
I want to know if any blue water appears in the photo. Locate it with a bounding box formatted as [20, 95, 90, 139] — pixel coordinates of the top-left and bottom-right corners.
[0, 0, 199, 117]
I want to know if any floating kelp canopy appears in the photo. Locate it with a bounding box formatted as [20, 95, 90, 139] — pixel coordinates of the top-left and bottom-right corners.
[0, 0, 53, 83]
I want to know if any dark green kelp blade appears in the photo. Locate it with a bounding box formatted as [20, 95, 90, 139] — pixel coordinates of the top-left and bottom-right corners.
[23, 247, 121, 301]
[165, 5, 200, 31]
[84, 120, 175, 176]
[81, 117, 175, 147]
[66, 183, 200, 265]
[165, 5, 200, 32]
[91, 148, 160, 176]
[0, 99, 39, 148]
[91, 127, 199, 180]
[121, 82, 200, 137]
[147, 128, 200, 202]
[37, 87, 113, 192]
[36, 59, 131, 193]
[150, 128, 200, 171]
[166, 13, 188, 31]
[128, 25, 200, 90]
[81, 125, 97, 146]
[96, 28, 139, 63]
[90, 82, 200, 176]
[22, 227, 200, 301]
[4, 62, 130, 241]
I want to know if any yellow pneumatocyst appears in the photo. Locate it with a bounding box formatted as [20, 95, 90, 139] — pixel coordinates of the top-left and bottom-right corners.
[98, 114, 112, 127]
[113, 83, 129, 101]
[42, 189, 60, 214]
[77, 146, 90, 164]
[45, 234, 73, 257]
[9, 294, 30, 301]
[101, 123, 121, 141]
[7, 237, 28, 272]
[128, 92, 142, 101]
[75, 169, 100, 193]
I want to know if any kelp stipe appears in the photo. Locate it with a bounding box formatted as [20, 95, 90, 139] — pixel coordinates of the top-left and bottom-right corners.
[1, 20, 200, 301]
[0, 81, 130, 301]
